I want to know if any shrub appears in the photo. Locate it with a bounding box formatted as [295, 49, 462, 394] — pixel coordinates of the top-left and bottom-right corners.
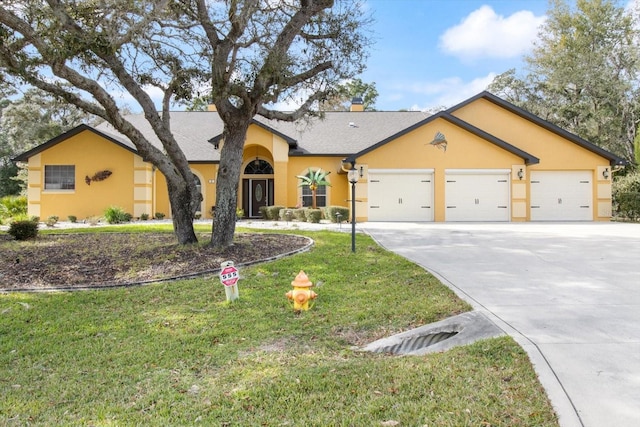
[325, 206, 349, 223]
[236, 208, 245, 219]
[305, 208, 322, 223]
[46, 215, 59, 227]
[68, 215, 77, 223]
[279, 208, 294, 221]
[104, 206, 133, 224]
[615, 192, 640, 220]
[258, 206, 268, 219]
[8, 219, 39, 240]
[154, 212, 166, 220]
[293, 208, 307, 222]
[613, 171, 640, 220]
[265, 205, 284, 220]
[139, 213, 149, 221]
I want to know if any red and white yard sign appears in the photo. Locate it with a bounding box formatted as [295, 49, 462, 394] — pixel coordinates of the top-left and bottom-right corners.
[219, 264, 239, 287]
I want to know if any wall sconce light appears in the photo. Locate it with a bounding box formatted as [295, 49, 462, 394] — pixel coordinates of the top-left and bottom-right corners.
[517, 168, 524, 180]
[213, 141, 219, 150]
[603, 167, 609, 179]
[359, 166, 364, 178]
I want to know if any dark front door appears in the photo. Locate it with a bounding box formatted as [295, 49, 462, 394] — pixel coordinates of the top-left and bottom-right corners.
[250, 179, 268, 218]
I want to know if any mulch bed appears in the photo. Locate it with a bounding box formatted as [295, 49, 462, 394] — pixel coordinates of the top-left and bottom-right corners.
[0, 232, 311, 291]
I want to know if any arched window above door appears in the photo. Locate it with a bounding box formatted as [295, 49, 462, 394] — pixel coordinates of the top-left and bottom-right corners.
[244, 159, 273, 174]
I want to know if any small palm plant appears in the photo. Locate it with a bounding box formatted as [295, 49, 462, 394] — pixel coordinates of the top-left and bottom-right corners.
[297, 168, 331, 209]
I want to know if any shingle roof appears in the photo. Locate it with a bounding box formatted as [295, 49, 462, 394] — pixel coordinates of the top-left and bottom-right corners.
[256, 111, 430, 156]
[15, 91, 624, 166]
[92, 110, 430, 161]
[95, 112, 224, 162]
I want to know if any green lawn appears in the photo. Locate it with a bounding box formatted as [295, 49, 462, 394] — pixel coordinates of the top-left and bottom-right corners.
[0, 226, 558, 426]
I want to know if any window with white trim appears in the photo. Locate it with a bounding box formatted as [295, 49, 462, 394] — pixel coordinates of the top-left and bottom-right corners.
[44, 165, 75, 190]
[301, 174, 328, 207]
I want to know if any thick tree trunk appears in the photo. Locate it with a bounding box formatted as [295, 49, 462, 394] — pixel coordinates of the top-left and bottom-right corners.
[166, 176, 199, 245]
[211, 125, 248, 249]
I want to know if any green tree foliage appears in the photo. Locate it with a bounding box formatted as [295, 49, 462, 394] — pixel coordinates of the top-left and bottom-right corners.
[0, 88, 95, 195]
[613, 170, 640, 219]
[0, 160, 20, 197]
[488, 0, 640, 164]
[321, 78, 378, 111]
[2, 88, 99, 154]
[0, 1, 371, 247]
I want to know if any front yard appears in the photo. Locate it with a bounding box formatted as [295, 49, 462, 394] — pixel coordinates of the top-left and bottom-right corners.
[0, 226, 558, 426]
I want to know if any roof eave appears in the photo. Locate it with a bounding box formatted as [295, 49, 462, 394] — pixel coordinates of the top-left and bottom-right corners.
[12, 124, 139, 162]
[345, 111, 540, 166]
[449, 91, 625, 165]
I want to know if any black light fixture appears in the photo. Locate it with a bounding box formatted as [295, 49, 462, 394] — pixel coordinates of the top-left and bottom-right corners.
[517, 168, 524, 180]
[603, 167, 610, 179]
[347, 163, 360, 253]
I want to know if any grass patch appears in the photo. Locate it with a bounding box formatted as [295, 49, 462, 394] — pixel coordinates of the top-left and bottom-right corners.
[0, 228, 558, 426]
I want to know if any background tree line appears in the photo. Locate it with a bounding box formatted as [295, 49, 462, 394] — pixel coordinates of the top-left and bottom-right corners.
[488, 0, 640, 166]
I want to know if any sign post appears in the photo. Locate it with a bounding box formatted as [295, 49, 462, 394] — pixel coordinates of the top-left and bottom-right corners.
[219, 260, 239, 302]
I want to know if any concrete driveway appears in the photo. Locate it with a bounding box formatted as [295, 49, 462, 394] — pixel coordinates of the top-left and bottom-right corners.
[362, 222, 640, 427]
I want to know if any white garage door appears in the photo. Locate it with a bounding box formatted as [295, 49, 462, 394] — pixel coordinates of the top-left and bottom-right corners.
[445, 170, 510, 222]
[368, 169, 434, 221]
[530, 171, 593, 221]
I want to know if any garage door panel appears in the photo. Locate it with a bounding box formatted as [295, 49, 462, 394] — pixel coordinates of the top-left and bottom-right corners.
[368, 171, 433, 221]
[445, 173, 510, 222]
[530, 171, 592, 221]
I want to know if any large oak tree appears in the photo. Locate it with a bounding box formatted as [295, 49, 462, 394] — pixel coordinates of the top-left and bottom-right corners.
[0, 0, 371, 246]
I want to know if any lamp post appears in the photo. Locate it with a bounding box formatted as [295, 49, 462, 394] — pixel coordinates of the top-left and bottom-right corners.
[347, 164, 360, 253]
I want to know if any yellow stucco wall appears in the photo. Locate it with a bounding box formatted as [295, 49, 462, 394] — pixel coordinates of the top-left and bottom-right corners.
[147, 164, 217, 220]
[24, 99, 613, 223]
[286, 157, 349, 209]
[239, 124, 350, 211]
[355, 118, 523, 222]
[451, 98, 612, 220]
[29, 130, 136, 220]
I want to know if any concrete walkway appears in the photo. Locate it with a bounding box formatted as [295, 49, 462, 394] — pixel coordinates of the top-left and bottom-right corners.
[362, 222, 640, 427]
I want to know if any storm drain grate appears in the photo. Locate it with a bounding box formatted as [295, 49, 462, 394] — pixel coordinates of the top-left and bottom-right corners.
[374, 331, 458, 355]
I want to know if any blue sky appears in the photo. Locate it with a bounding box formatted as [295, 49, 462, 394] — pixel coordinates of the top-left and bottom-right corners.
[360, 0, 550, 111]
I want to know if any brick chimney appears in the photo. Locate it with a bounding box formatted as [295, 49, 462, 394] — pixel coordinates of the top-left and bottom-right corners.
[350, 97, 364, 112]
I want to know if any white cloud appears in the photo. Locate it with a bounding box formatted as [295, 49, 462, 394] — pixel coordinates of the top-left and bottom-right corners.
[405, 72, 497, 111]
[439, 5, 546, 60]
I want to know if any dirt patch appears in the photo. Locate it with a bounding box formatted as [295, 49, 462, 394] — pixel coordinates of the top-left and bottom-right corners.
[0, 232, 311, 291]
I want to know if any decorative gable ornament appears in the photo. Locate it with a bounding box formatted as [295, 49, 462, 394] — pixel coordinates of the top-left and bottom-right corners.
[429, 131, 448, 152]
[85, 170, 112, 185]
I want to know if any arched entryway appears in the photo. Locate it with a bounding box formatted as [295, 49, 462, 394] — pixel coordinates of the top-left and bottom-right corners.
[241, 158, 274, 218]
